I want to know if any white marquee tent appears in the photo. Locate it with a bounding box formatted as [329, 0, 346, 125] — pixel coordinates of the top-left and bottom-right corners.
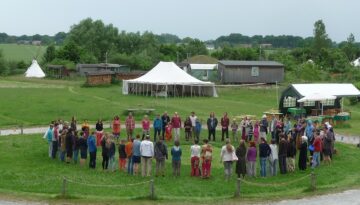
[122, 61, 218, 97]
[25, 60, 46, 78]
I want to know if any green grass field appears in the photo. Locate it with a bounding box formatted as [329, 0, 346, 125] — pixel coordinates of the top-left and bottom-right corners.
[0, 44, 47, 62]
[0, 133, 359, 204]
[0, 76, 360, 135]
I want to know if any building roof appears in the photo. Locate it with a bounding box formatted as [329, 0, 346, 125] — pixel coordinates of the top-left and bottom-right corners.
[85, 70, 115, 76]
[47, 65, 65, 69]
[291, 84, 360, 97]
[219, 60, 284, 67]
[190, 64, 217, 70]
[77, 63, 125, 69]
[182, 55, 218, 64]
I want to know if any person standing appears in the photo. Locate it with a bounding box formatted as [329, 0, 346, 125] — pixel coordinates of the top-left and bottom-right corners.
[269, 139, 278, 176]
[87, 132, 97, 169]
[287, 136, 297, 172]
[171, 112, 182, 141]
[81, 120, 90, 139]
[153, 114, 163, 141]
[189, 112, 197, 140]
[221, 112, 230, 141]
[247, 141, 257, 177]
[73, 131, 80, 164]
[230, 119, 239, 143]
[253, 121, 260, 144]
[125, 138, 134, 174]
[65, 129, 74, 163]
[171, 140, 182, 177]
[184, 117, 192, 141]
[235, 140, 247, 178]
[259, 115, 268, 140]
[323, 126, 333, 165]
[299, 136, 308, 171]
[109, 137, 116, 172]
[140, 135, 154, 177]
[51, 123, 59, 159]
[59, 129, 67, 162]
[118, 139, 127, 172]
[161, 112, 171, 139]
[78, 132, 88, 166]
[165, 122, 173, 142]
[312, 133, 322, 169]
[101, 135, 110, 170]
[190, 140, 201, 177]
[142, 115, 151, 140]
[112, 116, 121, 140]
[70, 116, 77, 131]
[195, 119, 202, 141]
[126, 113, 135, 139]
[207, 112, 218, 141]
[96, 119, 104, 146]
[201, 139, 213, 178]
[259, 138, 271, 177]
[44, 124, 54, 158]
[132, 134, 142, 175]
[154, 139, 168, 177]
[278, 135, 288, 174]
[220, 139, 236, 180]
[270, 115, 278, 140]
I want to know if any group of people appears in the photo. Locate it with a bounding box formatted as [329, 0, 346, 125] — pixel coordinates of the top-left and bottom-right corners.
[43, 112, 336, 180]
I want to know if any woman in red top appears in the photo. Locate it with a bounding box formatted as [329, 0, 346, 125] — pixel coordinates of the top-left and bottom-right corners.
[312, 133, 322, 168]
[142, 115, 150, 140]
[112, 116, 121, 140]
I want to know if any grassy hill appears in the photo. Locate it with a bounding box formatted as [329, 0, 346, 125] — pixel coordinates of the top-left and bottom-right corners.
[0, 44, 47, 62]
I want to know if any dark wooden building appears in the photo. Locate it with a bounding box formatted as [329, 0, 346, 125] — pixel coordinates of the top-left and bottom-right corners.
[116, 70, 146, 80]
[46, 65, 70, 78]
[85, 70, 115, 86]
[77, 63, 130, 76]
[218, 60, 284, 84]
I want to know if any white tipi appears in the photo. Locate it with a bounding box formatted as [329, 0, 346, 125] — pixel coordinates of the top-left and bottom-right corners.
[25, 60, 46, 78]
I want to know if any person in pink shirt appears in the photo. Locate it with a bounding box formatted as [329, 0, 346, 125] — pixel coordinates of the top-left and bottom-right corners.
[142, 115, 151, 140]
[126, 112, 135, 140]
[171, 112, 182, 141]
[253, 120, 260, 144]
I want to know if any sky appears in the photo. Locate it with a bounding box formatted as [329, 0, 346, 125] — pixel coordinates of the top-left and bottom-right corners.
[0, 0, 359, 42]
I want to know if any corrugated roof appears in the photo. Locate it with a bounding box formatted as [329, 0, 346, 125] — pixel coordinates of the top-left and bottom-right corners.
[292, 84, 360, 97]
[85, 70, 115, 76]
[219, 60, 284, 67]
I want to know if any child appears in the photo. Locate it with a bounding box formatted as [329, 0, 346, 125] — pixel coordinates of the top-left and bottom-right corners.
[184, 117, 192, 141]
[201, 139, 213, 178]
[195, 119, 202, 141]
[230, 119, 238, 143]
[118, 139, 127, 172]
[165, 122, 173, 142]
[171, 140, 182, 177]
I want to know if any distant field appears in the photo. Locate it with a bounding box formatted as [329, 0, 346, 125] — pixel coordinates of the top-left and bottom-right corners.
[0, 44, 47, 62]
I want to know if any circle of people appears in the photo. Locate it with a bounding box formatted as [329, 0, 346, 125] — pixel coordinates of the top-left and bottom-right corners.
[43, 111, 336, 179]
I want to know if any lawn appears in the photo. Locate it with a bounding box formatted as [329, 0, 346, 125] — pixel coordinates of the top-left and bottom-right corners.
[0, 44, 47, 62]
[1, 76, 360, 136]
[0, 133, 359, 204]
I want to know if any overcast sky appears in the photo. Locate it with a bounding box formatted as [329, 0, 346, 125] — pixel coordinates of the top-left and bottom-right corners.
[0, 0, 359, 42]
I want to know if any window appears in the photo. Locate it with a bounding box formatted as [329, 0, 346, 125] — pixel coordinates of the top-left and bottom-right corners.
[283, 96, 296, 107]
[322, 99, 335, 106]
[251, 66, 259, 77]
[304, 101, 315, 107]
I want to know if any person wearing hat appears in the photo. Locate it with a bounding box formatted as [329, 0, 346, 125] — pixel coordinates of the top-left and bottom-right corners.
[299, 135, 308, 170]
[260, 115, 268, 140]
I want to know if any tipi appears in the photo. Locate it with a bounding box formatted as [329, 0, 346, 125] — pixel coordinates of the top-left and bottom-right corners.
[25, 60, 46, 78]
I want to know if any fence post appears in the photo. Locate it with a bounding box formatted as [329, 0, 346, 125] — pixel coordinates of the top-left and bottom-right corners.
[20, 124, 23, 135]
[310, 172, 316, 191]
[149, 179, 155, 199]
[235, 178, 241, 197]
[62, 177, 67, 197]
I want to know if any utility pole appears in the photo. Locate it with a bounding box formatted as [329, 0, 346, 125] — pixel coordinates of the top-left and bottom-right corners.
[105, 51, 108, 70]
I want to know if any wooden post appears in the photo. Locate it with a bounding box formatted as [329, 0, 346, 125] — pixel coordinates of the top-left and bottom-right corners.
[311, 172, 316, 191]
[62, 177, 67, 197]
[20, 124, 23, 135]
[150, 179, 155, 199]
[235, 178, 241, 197]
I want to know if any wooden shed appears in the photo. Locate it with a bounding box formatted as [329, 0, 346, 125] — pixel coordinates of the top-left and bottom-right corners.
[116, 70, 146, 80]
[46, 65, 70, 78]
[85, 70, 115, 86]
[218, 60, 284, 84]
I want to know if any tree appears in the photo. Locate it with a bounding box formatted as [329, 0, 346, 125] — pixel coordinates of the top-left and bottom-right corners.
[43, 44, 56, 63]
[312, 20, 331, 60]
[340, 33, 357, 61]
[56, 41, 81, 63]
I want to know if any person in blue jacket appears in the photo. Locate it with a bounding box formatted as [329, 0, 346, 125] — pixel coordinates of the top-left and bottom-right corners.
[87, 131, 97, 169]
[153, 114, 163, 141]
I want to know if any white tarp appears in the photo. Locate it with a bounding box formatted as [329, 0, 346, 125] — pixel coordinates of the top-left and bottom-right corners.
[352, 57, 360, 67]
[292, 84, 360, 97]
[190, 64, 217, 70]
[297, 93, 336, 102]
[25, 60, 46, 78]
[123, 61, 218, 97]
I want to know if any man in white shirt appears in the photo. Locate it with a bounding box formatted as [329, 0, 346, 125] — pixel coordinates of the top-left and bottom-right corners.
[140, 135, 154, 177]
[189, 111, 197, 140]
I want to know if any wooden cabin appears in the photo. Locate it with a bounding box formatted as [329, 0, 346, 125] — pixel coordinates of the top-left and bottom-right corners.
[85, 70, 115, 86]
